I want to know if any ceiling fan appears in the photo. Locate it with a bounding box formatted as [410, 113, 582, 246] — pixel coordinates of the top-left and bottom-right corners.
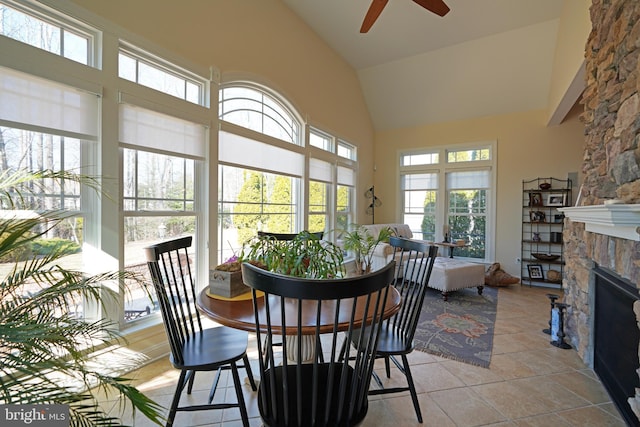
[360, 0, 450, 33]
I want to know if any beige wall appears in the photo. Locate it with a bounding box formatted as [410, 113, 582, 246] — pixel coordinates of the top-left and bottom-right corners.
[70, 0, 376, 215]
[546, 0, 591, 125]
[374, 105, 585, 276]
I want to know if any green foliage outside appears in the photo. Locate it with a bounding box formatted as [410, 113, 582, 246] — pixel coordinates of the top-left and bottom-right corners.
[447, 189, 486, 259]
[234, 171, 266, 244]
[420, 191, 436, 241]
[233, 172, 332, 243]
[418, 189, 486, 259]
[30, 237, 81, 256]
[266, 175, 294, 233]
[335, 185, 350, 238]
[308, 181, 326, 233]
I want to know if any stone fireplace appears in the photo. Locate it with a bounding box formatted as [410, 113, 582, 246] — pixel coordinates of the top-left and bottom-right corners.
[560, 0, 640, 424]
[593, 265, 639, 425]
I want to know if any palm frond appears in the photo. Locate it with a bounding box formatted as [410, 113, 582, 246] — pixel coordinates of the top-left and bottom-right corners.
[0, 168, 162, 426]
[0, 168, 102, 209]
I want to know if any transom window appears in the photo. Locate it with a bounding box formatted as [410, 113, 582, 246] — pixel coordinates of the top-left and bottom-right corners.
[447, 147, 490, 163]
[0, 0, 96, 65]
[338, 140, 356, 160]
[402, 151, 439, 166]
[309, 128, 333, 152]
[118, 44, 206, 105]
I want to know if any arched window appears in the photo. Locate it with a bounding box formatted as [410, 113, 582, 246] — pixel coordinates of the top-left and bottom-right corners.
[220, 84, 301, 145]
[218, 84, 305, 261]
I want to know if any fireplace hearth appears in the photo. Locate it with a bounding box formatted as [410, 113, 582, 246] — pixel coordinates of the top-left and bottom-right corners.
[593, 266, 640, 426]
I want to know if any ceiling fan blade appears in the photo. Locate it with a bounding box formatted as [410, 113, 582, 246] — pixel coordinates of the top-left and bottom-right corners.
[412, 0, 450, 17]
[360, 0, 389, 33]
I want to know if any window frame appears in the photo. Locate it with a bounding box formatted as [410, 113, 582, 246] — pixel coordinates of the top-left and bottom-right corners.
[399, 141, 496, 263]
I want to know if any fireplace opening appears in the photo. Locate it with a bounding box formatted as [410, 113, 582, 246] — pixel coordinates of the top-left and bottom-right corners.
[594, 265, 640, 426]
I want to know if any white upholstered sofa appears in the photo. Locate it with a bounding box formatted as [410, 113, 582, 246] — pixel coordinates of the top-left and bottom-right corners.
[361, 223, 485, 300]
[360, 223, 414, 271]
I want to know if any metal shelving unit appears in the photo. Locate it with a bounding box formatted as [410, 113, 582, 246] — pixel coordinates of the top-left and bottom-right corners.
[521, 177, 572, 287]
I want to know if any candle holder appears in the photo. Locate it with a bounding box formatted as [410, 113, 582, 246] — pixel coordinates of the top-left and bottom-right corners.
[550, 302, 572, 349]
[542, 293, 560, 334]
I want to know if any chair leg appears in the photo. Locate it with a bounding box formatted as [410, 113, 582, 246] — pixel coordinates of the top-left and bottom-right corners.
[242, 354, 257, 391]
[230, 362, 250, 427]
[166, 370, 188, 427]
[338, 335, 349, 361]
[207, 367, 223, 404]
[401, 354, 423, 423]
[371, 369, 384, 389]
[187, 369, 197, 394]
[384, 355, 391, 378]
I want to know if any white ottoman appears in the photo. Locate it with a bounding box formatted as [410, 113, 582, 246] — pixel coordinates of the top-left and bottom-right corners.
[405, 257, 485, 301]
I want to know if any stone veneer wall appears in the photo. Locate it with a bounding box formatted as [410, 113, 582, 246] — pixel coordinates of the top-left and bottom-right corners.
[563, 0, 640, 363]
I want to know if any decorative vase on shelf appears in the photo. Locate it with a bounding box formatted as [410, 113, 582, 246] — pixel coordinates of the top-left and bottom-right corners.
[532, 232, 541, 242]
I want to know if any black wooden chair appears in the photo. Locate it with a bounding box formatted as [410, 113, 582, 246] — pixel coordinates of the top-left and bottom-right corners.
[256, 230, 325, 360]
[145, 236, 256, 427]
[347, 236, 438, 423]
[241, 261, 397, 427]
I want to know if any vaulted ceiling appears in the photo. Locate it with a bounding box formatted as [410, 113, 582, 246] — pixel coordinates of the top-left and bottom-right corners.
[282, 0, 566, 130]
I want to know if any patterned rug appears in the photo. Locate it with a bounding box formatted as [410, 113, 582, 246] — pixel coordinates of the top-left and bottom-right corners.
[413, 285, 498, 368]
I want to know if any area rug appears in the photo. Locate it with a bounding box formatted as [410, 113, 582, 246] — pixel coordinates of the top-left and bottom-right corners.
[413, 285, 498, 368]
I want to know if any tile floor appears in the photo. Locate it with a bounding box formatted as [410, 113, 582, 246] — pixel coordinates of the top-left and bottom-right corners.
[99, 284, 626, 426]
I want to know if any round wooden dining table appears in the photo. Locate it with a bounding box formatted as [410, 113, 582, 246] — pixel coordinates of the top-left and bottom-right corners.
[196, 286, 402, 335]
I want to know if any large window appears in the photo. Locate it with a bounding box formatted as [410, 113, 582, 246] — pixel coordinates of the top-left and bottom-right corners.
[446, 170, 489, 259]
[218, 85, 304, 262]
[120, 102, 205, 322]
[217, 86, 357, 263]
[402, 172, 438, 241]
[400, 143, 495, 262]
[0, 66, 99, 318]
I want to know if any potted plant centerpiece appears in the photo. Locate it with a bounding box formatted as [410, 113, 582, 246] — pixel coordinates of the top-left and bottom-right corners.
[210, 231, 345, 297]
[242, 230, 345, 279]
[341, 224, 394, 275]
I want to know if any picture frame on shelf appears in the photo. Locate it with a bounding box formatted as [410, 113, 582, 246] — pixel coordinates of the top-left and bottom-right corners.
[529, 210, 546, 222]
[527, 264, 544, 280]
[528, 192, 543, 207]
[547, 193, 566, 206]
